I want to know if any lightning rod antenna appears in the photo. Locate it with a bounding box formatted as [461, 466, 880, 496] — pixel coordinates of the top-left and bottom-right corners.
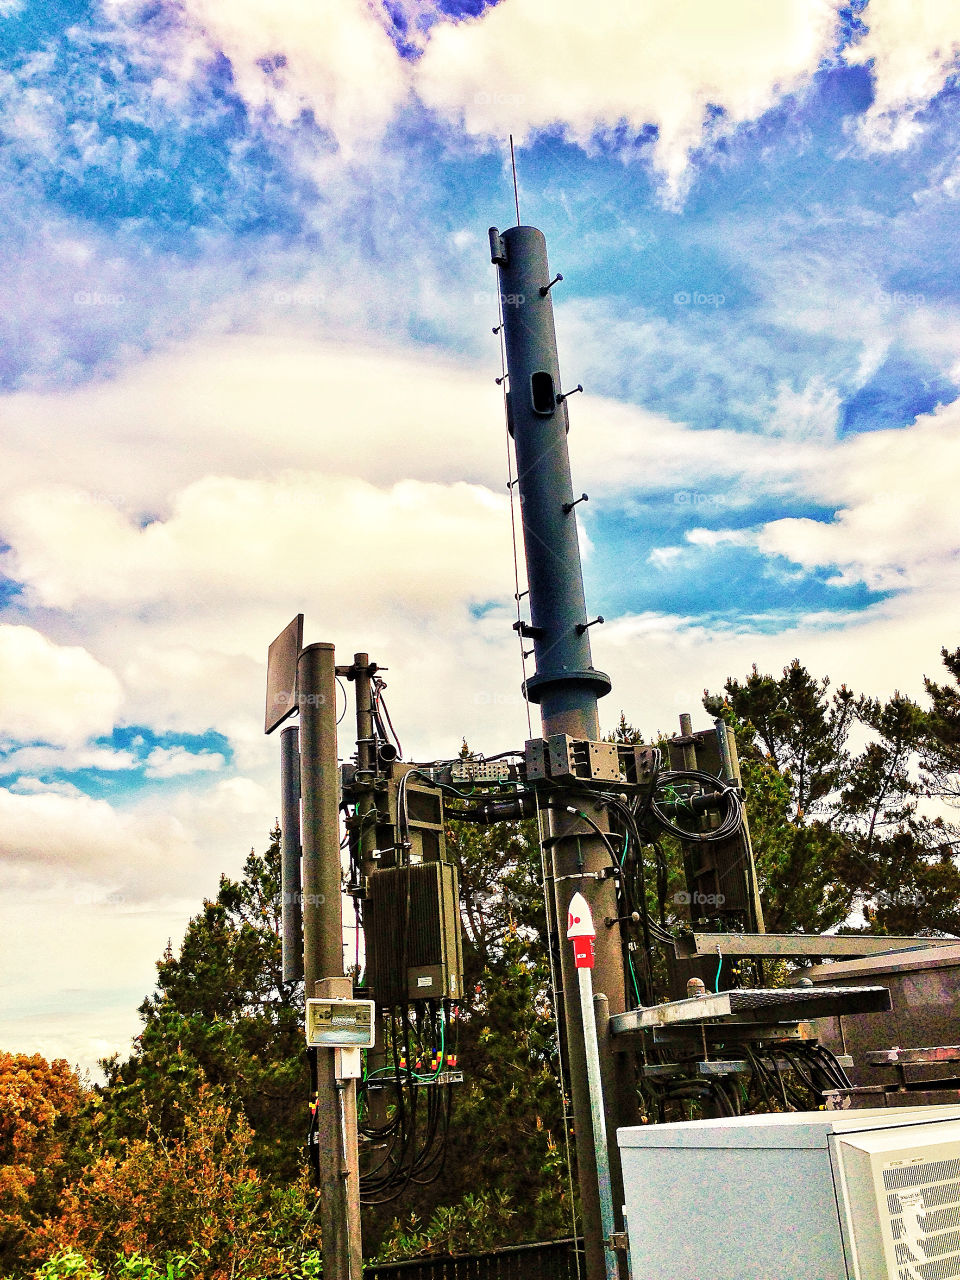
[509, 134, 521, 226]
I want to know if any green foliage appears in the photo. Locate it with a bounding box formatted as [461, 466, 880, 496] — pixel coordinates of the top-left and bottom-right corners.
[31, 1251, 195, 1280]
[706, 655, 960, 935]
[98, 831, 307, 1182]
[35, 1252, 105, 1280]
[923, 646, 960, 799]
[25, 1245, 324, 1280]
[377, 1189, 518, 1261]
[442, 925, 570, 1242]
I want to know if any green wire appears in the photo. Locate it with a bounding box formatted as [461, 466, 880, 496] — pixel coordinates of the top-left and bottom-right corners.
[627, 953, 642, 1006]
[365, 1011, 449, 1085]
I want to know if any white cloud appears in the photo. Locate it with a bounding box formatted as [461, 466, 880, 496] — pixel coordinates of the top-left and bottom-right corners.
[0, 745, 137, 775]
[416, 0, 841, 199]
[686, 528, 754, 549]
[2, 473, 512, 616]
[0, 786, 190, 884]
[0, 625, 122, 746]
[144, 746, 225, 778]
[0, 771, 272, 898]
[752, 400, 960, 590]
[8, 777, 85, 798]
[0, 336, 506, 512]
[172, 0, 408, 142]
[766, 378, 841, 440]
[846, 0, 960, 151]
[648, 546, 685, 569]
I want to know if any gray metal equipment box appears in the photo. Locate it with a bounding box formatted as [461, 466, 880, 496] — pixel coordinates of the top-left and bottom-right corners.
[618, 1106, 960, 1279]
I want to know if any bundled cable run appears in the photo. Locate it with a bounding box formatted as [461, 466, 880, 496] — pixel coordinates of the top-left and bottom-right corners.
[356, 1000, 456, 1204]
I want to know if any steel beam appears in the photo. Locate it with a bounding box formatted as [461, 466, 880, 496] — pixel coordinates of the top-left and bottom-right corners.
[673, 931, 956, 960]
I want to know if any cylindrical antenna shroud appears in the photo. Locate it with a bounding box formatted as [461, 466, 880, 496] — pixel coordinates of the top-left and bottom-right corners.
[491, 224, 610, 737]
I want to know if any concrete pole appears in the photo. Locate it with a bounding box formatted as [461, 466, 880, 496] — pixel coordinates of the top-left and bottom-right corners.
[491, 224, 629, 1280]
[298, 642, 362, 1280]
[279, 724, 303, 984]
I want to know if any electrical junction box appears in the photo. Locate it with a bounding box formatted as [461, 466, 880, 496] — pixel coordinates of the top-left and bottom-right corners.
[450, 757, 512, 785]
[376, 768, 447, 866]
[524, 736, 657, 787]
[305, 998, 375, 1049]
[618, 1105, 960, 1279]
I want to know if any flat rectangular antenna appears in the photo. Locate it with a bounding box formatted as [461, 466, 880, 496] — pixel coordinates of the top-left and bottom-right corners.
[265, 613, 303, 733]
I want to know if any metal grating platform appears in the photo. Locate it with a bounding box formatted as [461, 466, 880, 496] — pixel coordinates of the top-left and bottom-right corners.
[610, 985, 892, 1034]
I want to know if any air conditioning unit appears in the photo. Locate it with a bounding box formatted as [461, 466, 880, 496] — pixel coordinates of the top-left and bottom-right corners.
[617, 1106, 960, 1279]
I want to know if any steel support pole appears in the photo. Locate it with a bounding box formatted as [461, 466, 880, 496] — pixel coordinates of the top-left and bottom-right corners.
[280, 724, 303, 984]
[491, 224, 629, 1280]
[299, 642, 362, 1280]
[347, 652, 389, 1124]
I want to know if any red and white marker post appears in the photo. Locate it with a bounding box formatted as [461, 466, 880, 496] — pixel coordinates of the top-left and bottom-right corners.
[567, 893, 619, 1280]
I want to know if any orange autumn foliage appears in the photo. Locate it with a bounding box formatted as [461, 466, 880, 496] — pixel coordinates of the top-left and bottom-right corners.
[0, 1053, 85, 1269]
[33, 1083, 321, 1279]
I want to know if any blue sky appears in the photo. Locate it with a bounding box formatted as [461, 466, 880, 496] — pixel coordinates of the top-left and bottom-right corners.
[2, 0, 960, 1071]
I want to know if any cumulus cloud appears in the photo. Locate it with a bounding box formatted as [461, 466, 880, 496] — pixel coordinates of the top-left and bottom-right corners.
[0, 625, 122, 746]
[173, 0, 408, 141]
[146, 0, 846, 200]
[633, 398, 960, 600]
[143, 746, 226, 778]
[0, 745, 138, 775]
[0, 336, 506, 512]
[416, 0, 842, 199]
[0, 771, 272, 899]
[1, 473, 512, 615]
[846, 0, 960, 151]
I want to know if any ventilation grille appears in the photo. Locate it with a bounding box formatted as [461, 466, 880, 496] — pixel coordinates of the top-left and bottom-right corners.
[885, 1159, 960, 1279]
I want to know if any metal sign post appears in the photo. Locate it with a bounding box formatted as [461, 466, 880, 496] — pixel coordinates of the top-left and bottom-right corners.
[568, 893, 619, 1280]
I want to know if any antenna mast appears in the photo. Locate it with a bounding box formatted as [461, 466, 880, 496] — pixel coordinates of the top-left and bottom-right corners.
[509, 135, 521, 226]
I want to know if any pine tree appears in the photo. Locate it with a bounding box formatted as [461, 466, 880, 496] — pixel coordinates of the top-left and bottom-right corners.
[706, 659, 960, 935]
[99, 830, 308, 1182]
